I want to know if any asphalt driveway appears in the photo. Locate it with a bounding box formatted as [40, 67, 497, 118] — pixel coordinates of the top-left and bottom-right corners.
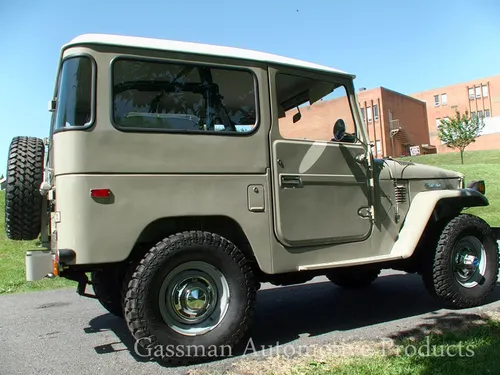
[1, 270, 499, 375]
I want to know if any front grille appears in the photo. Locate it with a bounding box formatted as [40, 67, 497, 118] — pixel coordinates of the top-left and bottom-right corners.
[394, 185, 407, 203]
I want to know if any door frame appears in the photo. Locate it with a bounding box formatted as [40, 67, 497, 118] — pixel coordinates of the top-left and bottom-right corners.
[267, 66, 375, 248]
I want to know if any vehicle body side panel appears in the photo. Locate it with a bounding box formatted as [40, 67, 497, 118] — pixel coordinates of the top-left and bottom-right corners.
[53, 173, 274, 272]
[53, 171, 405, 274]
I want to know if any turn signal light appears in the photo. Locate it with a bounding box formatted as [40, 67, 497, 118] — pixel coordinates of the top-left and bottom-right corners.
[52, 258, 59, 277]
[467, 180, 486, 195]
[90, 189, 111, 198]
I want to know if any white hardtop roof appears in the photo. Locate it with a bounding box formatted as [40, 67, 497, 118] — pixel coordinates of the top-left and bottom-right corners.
[66, 34, 351, 76]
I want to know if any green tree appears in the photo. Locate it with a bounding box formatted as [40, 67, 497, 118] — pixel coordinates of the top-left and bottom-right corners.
[437, 110, 485, 164]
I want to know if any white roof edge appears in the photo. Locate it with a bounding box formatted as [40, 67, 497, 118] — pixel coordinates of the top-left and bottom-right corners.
[65, 33, 351, 76]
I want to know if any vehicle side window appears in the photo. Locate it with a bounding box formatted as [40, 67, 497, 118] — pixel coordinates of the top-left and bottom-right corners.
[112, 59, 257, 134]
[54, 56, 94, 129]
[276, 73, 357, 142]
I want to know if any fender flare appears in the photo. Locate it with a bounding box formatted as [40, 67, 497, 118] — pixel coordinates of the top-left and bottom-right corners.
[390, 188, 489, 259]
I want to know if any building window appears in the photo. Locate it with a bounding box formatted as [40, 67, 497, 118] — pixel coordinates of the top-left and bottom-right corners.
[482, 84, 489, 97]
[435, 118, 441, 129]
[366, 106, 373, 122]
[373, 104, 379, 120]
[434, 95, 440, 106]
[485, 109, 491, 117]
[478, 110, 484, 119]
[475, 86, 481, 98]
[468, 87, 474, 100]
[471, 112, 477, 119]
[360, 107, 365, 123]
[441, 93, 447, 105]
[375, 140, 382, 155]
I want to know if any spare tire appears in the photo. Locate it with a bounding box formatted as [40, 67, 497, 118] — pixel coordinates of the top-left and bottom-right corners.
[5, 136, 45, 240]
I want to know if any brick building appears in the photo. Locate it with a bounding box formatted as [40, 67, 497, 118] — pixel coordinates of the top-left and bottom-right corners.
[279, 87, 432, 158]
[410, 74, 500, 154]
[358, 87, 432, 157]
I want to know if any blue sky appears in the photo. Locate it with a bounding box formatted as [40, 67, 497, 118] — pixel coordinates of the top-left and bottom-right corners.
[0, 0, 499, 174]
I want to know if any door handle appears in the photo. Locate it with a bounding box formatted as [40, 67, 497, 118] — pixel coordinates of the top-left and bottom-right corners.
[281, 175, 303, 188]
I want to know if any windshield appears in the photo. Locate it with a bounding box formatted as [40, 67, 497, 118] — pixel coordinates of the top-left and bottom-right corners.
[53, 56, 93, 130]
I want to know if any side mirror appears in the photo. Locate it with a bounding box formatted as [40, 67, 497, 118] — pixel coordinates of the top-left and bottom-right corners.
[292, 107, 302, 123]
[48, 99, 57, 113]
[332, 119, 346, 141]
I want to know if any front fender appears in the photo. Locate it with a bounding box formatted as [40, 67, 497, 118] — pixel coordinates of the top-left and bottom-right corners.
[389, 188, 489, 259]
[441, 188, 489, 207]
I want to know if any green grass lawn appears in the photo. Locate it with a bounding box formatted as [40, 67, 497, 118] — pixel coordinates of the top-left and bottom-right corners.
[0, 190, 75, 294]
[234, 315, 500, 375]
[302, 322, 500, 375]
[400, 149, 500, 227]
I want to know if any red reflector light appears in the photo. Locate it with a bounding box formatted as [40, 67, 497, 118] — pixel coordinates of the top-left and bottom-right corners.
[90, 189, 111, 198]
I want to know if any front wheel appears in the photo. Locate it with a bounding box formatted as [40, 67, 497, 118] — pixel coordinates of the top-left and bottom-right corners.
[123, 231, 256, 365]
[423, 214, 499, 309]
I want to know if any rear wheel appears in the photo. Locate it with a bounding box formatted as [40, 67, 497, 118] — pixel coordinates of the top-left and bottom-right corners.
[124, 231, 256, 365]
[326, 268, 380, 289]
[423, 214, 499, 309]
[4, 136, 45, 240]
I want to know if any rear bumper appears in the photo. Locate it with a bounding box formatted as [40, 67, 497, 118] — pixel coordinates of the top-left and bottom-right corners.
[25, 249, 77, 281]
[25, 250, 55, 281]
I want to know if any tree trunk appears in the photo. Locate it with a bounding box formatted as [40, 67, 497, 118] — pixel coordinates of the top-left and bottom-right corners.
[460, 149, 464, 164]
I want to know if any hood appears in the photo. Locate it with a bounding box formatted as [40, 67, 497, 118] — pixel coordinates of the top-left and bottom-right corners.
[374, 158, 464, 181]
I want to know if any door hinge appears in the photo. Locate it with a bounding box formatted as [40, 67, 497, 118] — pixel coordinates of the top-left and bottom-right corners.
[370, 205, 375, 221]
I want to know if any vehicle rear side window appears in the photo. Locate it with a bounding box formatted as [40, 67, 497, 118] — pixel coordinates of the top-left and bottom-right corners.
[112, 59, 257, 133]
[54, 56, 94, 130]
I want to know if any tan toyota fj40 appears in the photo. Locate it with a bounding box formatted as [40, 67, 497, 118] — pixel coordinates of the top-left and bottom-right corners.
[5, 34, 500, 364]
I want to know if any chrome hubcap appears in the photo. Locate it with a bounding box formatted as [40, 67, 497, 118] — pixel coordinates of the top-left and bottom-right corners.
[171, 277, 216, 324]
[452, 236, 486, 288]
[159, 261, 230, 336]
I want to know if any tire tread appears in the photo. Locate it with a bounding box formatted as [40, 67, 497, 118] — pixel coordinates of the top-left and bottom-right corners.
[5, 136, 45, 240]
[123, 230, 256, 365]
[423, 214, 499, 309]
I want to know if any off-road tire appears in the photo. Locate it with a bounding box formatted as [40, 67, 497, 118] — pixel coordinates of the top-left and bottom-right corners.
[326, 268, 381, 289]
[4, 136, 45, 240]
[123, 231, 257, 365]
[422, 214, 499, 309]
[91, 270, 125, 318]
